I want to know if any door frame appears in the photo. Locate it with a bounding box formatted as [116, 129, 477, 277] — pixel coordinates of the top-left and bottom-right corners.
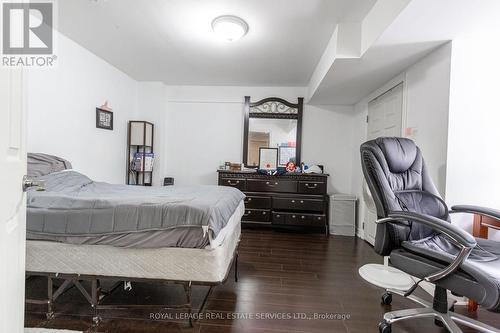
[0, 68, 27, 333]
[360, 74, 408, 244]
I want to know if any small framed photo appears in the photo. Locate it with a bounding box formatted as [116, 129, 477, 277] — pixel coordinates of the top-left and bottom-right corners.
[259, 148, 278, 170]
[96, 108, 113, 130]
[279, 146, 296, 166]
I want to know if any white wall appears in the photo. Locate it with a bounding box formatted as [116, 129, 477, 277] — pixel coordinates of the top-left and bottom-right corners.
[162, 85, 356, 193]
[302, 105, 355, 194]
[352, 43, 452, 237]
[446, 36, 500, 240]
[163, 93, 244, 185]
[136, 82, 166, 186]
[26, 32, 138, 183]
[404, 42, 452, 195]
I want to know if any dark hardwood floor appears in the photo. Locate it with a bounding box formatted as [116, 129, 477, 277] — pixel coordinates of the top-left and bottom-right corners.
[25, 229, 499, 333]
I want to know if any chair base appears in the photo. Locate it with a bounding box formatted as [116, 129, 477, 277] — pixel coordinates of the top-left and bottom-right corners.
[381, 301, 500, 333]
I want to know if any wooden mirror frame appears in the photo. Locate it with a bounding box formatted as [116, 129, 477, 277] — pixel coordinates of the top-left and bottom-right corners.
[243, 96, 303, 168]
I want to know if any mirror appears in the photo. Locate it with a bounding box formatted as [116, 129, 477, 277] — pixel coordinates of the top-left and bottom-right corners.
[247, 118, 297, 167]
[243, 97, 303, 168]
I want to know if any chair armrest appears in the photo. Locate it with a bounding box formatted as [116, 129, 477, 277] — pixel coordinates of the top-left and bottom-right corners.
[386, 211, 477, 248]
[384, 211, 476, 284]
[451, 205, 500, 221]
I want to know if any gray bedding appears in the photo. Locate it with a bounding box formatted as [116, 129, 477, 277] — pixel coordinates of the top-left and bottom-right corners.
[27, 171, 245, 249]
[27, 153, 72, 177]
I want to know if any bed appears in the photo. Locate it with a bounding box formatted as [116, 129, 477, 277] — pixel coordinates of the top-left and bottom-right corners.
[24, 153, 245, 327]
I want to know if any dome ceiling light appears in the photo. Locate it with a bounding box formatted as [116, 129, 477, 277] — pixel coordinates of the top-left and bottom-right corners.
[212, 15, 249, 42]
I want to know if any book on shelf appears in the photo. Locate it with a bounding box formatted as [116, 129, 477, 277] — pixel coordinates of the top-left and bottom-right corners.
[131, 152, 155, 172]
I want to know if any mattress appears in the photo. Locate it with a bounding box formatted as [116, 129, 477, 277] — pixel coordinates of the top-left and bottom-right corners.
[27, 170, 245, 248]
[26, 204, 242, 283]
[29, 201, 244, 249]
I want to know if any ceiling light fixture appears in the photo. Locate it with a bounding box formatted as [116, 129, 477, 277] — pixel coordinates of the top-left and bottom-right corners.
[211, 15, 249, 42]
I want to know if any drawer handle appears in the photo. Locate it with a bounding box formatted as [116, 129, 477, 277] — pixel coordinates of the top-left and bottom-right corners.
[317, 217, 322, 220]
[276, 214, 281, 218]
[245, 197, 252, 202]
[227, 180, 240, 186]
[244, 210, 251, 216]
[265, 181, 279, 186]
[262, 211, 267, 215]
[301, 215, 305, 219]
[305, 183, 318, 188]
[291, 200, 304, 204]
[292, 215, 296, 218]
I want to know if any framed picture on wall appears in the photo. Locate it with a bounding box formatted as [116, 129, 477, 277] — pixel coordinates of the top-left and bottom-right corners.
[96, 108, 113, 130]
[259, 148, 278, 170]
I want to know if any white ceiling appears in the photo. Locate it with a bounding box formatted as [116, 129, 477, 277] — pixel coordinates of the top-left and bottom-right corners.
[57, 0, 377, 86]
[309, 0, 500, 104]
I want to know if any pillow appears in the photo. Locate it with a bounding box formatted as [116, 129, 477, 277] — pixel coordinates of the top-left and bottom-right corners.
[27, 153, 72, 177]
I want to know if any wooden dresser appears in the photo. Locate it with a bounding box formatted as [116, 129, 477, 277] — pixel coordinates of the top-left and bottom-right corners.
[218, 170, 329, 233]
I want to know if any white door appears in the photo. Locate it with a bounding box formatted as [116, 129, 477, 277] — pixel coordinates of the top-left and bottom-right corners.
[363, 83, 404, 245]
[0, 68, 26, 333]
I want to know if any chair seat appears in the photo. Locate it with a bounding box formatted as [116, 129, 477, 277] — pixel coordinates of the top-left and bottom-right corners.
[391, 237, 500, 312]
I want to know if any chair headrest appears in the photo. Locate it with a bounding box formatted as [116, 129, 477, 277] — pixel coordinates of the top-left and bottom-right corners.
[376, 137, 417, 173]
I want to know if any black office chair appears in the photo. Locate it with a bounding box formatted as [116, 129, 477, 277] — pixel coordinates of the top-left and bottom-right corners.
[360, 137, 500, 333]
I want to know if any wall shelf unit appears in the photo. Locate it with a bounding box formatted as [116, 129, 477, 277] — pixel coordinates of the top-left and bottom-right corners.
[127, 121, 154, 186]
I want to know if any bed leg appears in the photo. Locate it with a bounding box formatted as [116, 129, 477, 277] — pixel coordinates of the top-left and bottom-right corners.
[46, 277, 55, 321]
[91, 279, 101, 328]
[234, 251, 239, 283]
[184, 281, 193, 327]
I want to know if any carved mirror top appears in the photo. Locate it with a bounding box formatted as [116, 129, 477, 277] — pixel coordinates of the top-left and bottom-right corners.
[249, 97, 300, 119]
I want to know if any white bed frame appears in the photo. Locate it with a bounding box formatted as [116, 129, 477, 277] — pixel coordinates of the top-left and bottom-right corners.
[25, 207, 243, 328]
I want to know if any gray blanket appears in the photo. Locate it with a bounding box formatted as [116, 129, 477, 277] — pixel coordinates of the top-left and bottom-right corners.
[27, 153, 72, 177]
[27, 171, 244, 247]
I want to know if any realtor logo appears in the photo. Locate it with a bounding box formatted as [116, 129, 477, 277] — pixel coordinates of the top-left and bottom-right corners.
[1, 1, 56, 67]
[2, 2, 53, 54]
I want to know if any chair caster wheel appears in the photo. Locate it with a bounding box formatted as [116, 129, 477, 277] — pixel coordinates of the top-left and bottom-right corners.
[379, 320, 392, 333]
[381, 292, 393, 305]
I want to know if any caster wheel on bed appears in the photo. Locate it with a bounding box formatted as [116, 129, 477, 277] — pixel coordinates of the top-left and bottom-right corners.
[92, 316, 102, 326]
[378, 320, 392, 333]
[381, 292, 393, 305]
[46, 312, 55, 320]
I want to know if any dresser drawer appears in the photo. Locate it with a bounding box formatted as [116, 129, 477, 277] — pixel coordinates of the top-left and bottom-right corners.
[273, 213, 325, 227]
[298, 181, 326, 194]
[221, 178, 246, 191]
[311, 214, 326, 225]
[247, 179, 297, 193]
[272, 211, 286, 224]
[244, 196, 271, 209]
[285, 213, 312, 226]
[273, 197, 324, 212]
[242, 209, 271, 223]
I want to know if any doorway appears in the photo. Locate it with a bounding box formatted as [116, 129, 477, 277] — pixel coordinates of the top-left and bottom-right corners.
[363, 83, 404, 245]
